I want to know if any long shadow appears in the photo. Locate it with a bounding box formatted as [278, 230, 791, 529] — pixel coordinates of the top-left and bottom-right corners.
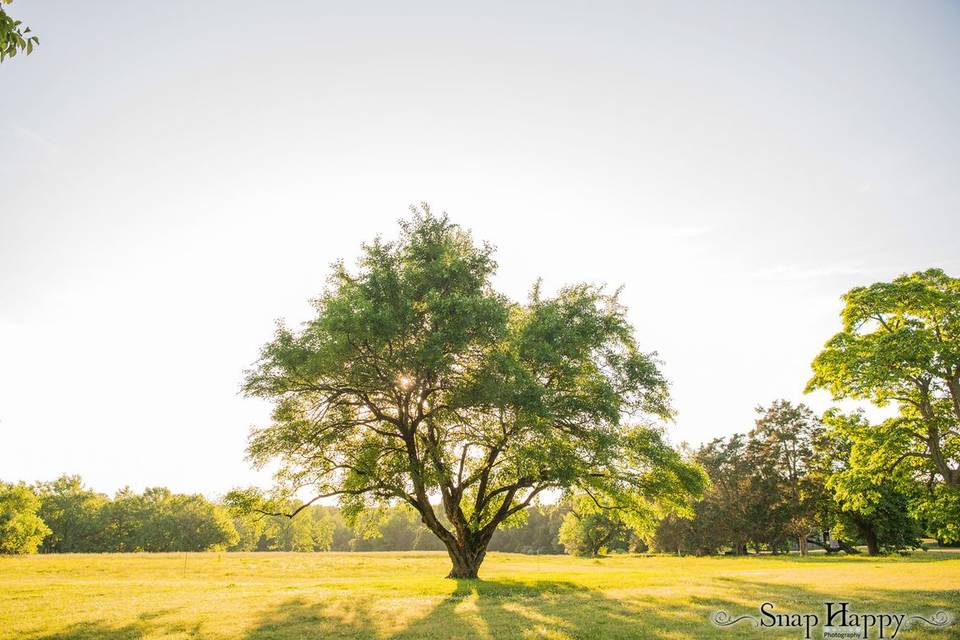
[242, 578, 736, 639]
[399, 579, 683, 639]
[243, 575, 958, 640]
[34, 610, 202, 640]
[27, 555, 960, 639]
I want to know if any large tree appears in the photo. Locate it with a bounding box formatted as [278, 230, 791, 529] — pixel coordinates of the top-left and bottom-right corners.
[810, 410, 922, 555]
[815, 410, 923, 556]
[807, 268, 960, 541]
[231, 206, 705, 578]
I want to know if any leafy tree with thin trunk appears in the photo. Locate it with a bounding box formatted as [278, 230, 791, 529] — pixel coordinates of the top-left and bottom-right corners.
[230, 206, 705, 578]
[697, 433, 776, 554]
[807, 268, 960, 541]
[749, 400, 824, 556]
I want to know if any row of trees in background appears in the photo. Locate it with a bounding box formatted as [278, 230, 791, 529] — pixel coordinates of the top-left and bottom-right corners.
[651, 268, 960, 556]
[651, 402, 923, 557]
[0, 475, 572, 555]
[8, 477, 238, 554]
[0, 383, 952, 559]
[3, 419, 931, 558]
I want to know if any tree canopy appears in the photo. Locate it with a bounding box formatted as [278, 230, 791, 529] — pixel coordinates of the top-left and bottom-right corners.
[35, 475, 109, 553]
[231, 205, 705, 577]
[651, 401, 838, 556]
[807, 268, 960, 541]
[0, 482, 49, 554]
[816, 411, 922, 555]
[750, 400, 824, 555]
[558, 493, 639, 557]
[31, 477, 239, 554]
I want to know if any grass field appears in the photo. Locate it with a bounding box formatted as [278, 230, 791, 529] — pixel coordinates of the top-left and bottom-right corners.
[2, 551, 959, 639]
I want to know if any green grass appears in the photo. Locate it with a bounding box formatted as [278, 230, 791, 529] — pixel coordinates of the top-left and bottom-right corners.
[1, 551, 958, 639]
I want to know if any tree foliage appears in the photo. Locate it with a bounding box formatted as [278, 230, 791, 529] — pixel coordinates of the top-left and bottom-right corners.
[0, 0, 38, 62]
[32, 477, 238, 553]
[489, 501, 569, 555]
[816, 410, 923, 555]
[99, 488, 238, 552]
[35, 476, 109, 553]
[697, 433, 787, 554]
[652, 401, 830, 556]
[0, 482, 49, 554]
[558, 494, 635, 557]
[232, 206, 705, 577]
[807, 268, 960, 540]
[750, 401, 825, 555]
[230, 503, 336, 552]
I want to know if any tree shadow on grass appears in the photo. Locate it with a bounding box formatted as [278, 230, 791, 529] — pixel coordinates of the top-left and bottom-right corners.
[243, 576, 959, 640]
[28, 560, 958, 639]
[34, 610, 202, 640]
[244, 579, 717, 640]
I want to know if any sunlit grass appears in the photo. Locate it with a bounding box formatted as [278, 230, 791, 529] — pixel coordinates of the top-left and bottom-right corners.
[1, 551, 958, 639]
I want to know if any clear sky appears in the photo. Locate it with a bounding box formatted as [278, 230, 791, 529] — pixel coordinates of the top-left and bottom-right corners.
[2, 1, 958, 498]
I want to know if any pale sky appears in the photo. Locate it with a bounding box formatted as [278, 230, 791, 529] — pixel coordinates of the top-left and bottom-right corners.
[2, 1, 958, 498]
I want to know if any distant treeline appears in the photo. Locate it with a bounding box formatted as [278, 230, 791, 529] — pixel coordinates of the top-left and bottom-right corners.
[0, 399, 946, 558]
[652, 401, 931, 557]
[0, 475, 571, 555]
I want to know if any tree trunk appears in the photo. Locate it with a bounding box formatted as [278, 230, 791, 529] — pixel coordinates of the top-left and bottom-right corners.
[863, 528, 880, 556]
[444, 539, 487, 579]
[806, 536, 831, 553]
[851, 515, 880, 556]
[798, 535, 808, 556]
[835, 539, 860, 555]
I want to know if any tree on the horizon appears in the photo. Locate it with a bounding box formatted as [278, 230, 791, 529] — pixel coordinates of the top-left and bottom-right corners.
[651, 419, 818, 557]
[807, 268, 960, 542]
[695, 433, 784, 555]
[558, 493, 634, 557]
[0, 482, 49, 554]
[229, 206, 705, 578]
[749, 400, 824, 556]
[488, 501, 569, 554]
[35, 475, 109, 553]
[93, 486, 238, 553]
